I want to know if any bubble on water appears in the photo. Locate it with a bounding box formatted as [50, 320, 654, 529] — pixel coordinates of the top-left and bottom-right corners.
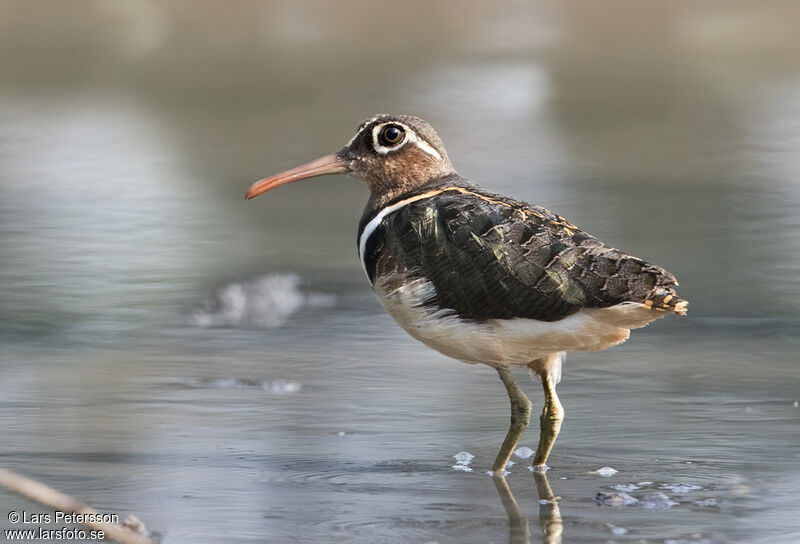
[487, 470, 510, 477]
[641, 491, 678, 511]
[612, 483, 639, 492]
[607, 524, 629, 536]
[453, 451, 476, 473]
[528, 464, 549, 473]
[453, 451, 475, 464]
[513, 446, 534, 459]
[637, 481, 654, 486]
[593, 466, 618, 477]
[660, 483, 702, 494]
[595, 491, 638, 507]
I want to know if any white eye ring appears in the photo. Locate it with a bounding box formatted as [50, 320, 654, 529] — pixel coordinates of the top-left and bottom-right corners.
[372, 122, 409, 154]
[370, 122, 443, 160]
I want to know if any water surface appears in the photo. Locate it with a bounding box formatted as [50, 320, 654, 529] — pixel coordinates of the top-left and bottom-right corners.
[1, 3, 799, 543]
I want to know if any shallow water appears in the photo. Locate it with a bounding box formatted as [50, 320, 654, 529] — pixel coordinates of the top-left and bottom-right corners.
[1, 3, 800, 543]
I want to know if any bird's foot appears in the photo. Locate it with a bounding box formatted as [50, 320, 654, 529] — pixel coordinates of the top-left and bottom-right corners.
[491, 466, 511, 478]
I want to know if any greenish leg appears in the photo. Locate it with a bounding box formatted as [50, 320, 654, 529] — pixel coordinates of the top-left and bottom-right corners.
[492, 367, 532, 474]
[533, 376, 564, 468]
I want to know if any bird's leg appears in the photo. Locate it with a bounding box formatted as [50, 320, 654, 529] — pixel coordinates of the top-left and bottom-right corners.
[533, 374, 564, 468]
[492, 367, 532, 475]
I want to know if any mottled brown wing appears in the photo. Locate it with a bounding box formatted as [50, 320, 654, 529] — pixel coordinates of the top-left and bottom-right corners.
[374, 188, 686, 322]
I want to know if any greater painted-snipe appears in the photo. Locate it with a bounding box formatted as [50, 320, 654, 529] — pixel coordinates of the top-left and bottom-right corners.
[246, 114, 687, 474]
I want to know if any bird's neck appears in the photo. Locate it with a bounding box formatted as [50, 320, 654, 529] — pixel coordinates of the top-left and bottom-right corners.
[365, 172, 463, 213]
[360, 173, 465, 225]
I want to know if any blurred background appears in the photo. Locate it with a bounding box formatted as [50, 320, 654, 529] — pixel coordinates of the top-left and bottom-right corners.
[0, 1, 798, 543]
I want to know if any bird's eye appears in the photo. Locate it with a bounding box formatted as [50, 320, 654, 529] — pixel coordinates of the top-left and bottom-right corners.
[378, 125, 405, 147]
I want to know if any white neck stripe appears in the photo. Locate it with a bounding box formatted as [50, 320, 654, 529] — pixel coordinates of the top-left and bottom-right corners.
[358, 188, 450, 281]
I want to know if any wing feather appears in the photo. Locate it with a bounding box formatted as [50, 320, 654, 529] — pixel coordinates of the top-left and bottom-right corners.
[371, 187, 686, 321]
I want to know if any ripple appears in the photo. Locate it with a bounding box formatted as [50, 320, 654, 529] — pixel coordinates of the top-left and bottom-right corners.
[253, 457, 447, 492]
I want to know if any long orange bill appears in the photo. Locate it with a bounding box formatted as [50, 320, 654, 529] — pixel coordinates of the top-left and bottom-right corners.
[245, 152, 349, 200]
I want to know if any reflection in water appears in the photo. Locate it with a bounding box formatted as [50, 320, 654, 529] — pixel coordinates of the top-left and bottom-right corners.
[533, 471, 563, 544]
[494, 471, 562, 544]
[493, 475, 531, 544]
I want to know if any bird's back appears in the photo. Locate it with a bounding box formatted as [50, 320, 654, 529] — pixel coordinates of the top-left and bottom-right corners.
[360, 178, 687, 324]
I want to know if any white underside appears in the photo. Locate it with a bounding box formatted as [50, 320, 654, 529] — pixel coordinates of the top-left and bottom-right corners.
[373, 276, 666, 379]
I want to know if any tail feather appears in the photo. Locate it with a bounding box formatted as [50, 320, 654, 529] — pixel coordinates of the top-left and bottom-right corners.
[643, 289, 688, 315]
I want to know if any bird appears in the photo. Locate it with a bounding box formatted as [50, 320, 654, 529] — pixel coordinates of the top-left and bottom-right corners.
[246, 114, 688, 475]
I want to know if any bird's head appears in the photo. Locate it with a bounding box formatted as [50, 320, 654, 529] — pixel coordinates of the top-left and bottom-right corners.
[245, 114, 456, 205]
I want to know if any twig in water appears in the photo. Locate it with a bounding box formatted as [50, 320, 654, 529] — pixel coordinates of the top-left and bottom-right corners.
[0, 467, 154, 544]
